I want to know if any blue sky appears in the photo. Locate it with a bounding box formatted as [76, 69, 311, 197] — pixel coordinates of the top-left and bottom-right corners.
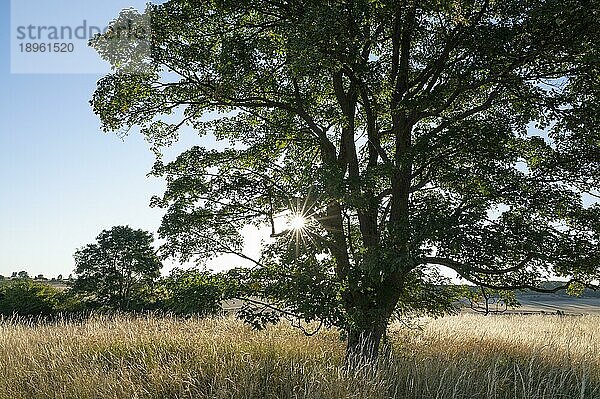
[0, 0, 170, 278]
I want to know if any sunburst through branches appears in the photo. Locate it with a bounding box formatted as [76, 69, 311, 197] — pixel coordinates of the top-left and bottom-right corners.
[274, 190, 324, 258]
[289, 215, 307, 231]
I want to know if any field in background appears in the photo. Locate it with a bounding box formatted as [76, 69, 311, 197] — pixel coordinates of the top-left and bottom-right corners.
[0, 314, 598, 399]
[516, 297, 600, 314]
[513, 287, 600, 315]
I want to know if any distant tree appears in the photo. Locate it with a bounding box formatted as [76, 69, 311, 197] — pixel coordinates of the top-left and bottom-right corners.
[57, 274, 63, 281]
[17, 271, 28, 279]
[0, 275, 4, 281]
[0, 279, 59, 316]
[35, 274, 48, 281]
[461, 286, 519, 315]
[92, 0, 600, 361]
[11, 272, 17, 279]
[72, 226, 162, 311]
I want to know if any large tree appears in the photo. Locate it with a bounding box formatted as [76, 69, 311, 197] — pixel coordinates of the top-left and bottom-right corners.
[73, 226, 162, 310]
[91, 0, 600, 359]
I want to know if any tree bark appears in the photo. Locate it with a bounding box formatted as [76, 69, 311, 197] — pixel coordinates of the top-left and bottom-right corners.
[345, 323, 387, 367]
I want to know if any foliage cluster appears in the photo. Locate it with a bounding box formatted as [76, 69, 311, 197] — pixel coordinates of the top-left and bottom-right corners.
[0, 225, 227, 318]
[0, 279, 82, 317]
[159, 268, 226, 316]
[0, 269, 226, 319]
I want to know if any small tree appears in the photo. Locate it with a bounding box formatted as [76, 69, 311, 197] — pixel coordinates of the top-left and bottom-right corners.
[72, 226, 162, 311]
[461, 286, 519, 315]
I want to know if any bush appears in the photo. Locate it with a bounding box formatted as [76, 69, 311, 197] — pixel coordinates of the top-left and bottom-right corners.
[160, 268, 225, 316]
[0, 279, 60, 317]
[54, 290, 90, 314]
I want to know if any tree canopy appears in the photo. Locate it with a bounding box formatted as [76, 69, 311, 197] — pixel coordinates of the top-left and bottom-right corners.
[73, 226, 162, 310]
[91, 0, 600, 358]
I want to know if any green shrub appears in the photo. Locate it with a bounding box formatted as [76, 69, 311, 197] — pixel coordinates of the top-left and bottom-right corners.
[161, 268, 224, 316]
[0, 279, 60, 317]
[54, 290, 90, 314]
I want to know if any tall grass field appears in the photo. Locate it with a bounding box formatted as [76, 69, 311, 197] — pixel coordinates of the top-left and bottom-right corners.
[0, 314, 598, 398]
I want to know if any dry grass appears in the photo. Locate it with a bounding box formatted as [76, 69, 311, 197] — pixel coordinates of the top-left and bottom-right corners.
[0, 314, 598, 398]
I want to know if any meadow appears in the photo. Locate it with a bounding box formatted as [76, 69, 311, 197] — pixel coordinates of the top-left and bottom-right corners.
[0, 314, 598, 399]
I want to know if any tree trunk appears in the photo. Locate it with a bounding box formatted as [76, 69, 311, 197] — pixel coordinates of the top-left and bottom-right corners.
[345, 323, 387, 368]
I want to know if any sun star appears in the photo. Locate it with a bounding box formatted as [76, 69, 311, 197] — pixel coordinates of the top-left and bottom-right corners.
[289, 215, 307, 231]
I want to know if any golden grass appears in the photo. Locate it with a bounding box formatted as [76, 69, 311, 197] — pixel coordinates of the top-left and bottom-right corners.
[0, 314, 598, 398]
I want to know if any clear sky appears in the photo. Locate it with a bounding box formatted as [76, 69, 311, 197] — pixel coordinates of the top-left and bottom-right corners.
[0, 0, 197, 278]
